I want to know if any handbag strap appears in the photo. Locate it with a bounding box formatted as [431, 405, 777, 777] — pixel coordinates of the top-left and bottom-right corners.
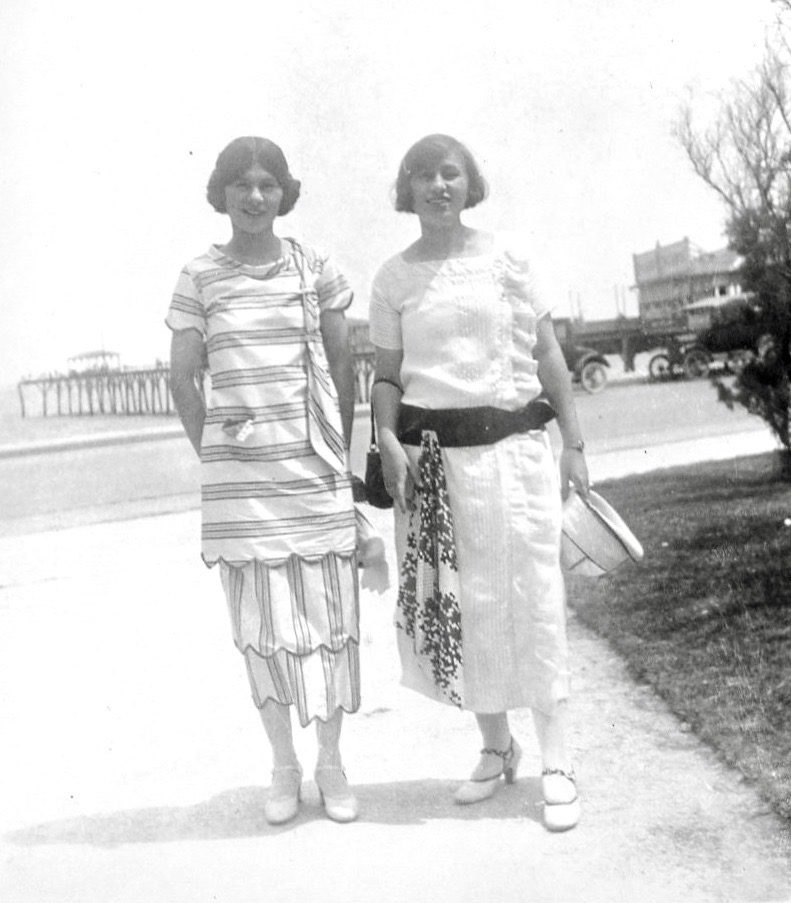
[369, 377, 403, 451]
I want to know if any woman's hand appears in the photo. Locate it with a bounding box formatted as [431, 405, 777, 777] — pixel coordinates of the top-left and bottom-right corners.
[379, 430, 415, 513]
[560, 448, 590, 501]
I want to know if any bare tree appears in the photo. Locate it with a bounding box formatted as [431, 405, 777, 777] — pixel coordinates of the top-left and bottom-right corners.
[676, 22, 791, 463]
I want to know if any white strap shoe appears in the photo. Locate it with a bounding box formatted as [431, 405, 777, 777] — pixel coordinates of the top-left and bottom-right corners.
[541, 767, 580, 831]
[264, 764, 302, 825]
[454, 737, 522, 805]
[315, 765, 359, 823]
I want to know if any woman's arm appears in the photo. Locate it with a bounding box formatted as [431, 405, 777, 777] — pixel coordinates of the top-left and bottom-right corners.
[533, 316, 590, 499]
[170, 329, 206, 457]
[320, 309, 355, 449]
[372, 347, 415, 512]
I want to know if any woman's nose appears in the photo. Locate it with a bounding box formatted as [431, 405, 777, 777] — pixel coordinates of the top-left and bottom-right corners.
[248, 185, 264, 202]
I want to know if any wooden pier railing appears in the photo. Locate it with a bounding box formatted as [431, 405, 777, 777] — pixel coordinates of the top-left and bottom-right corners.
[18, 354, 377, 418]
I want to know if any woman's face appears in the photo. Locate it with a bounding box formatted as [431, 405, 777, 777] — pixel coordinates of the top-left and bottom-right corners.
[409, 151, 469, 223]
[224, 164, 284, 234]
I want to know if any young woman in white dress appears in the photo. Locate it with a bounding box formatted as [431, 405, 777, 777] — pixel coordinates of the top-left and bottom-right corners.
[369, 134, 589, 831]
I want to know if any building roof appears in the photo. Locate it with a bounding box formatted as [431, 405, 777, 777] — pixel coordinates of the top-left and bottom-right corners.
[633, 238, 741, 285]
[687, 248, 742, 278]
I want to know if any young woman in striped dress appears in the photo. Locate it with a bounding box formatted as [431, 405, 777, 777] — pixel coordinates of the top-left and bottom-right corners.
[369, 134, 589, 831]
[167, 136, 360, 825]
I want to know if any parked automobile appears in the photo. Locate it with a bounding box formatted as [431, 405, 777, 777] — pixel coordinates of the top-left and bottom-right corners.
[692, 293, 773, 359]
[647, 293, 774, 381]
[553, 318, 611, 393]
[568, 346, 610, 393]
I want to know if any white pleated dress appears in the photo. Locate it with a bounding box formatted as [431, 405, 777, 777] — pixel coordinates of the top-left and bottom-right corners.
[369, 233, 569, 715]
[167, 240, 359, 726]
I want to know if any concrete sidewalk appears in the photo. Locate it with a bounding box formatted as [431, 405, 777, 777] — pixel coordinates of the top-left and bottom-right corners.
[0, 424, 185, 460]
[1, 441, 790, 902]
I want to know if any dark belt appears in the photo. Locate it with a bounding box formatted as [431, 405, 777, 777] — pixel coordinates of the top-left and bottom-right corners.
[397, 397, 556, 447]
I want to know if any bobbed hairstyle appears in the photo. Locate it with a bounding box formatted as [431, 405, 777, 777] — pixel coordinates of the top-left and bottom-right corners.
[394, 133, 488, 213]
[206, 136, 301, 216]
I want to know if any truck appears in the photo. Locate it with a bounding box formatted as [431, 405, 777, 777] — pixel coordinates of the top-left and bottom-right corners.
[552, 316, 651, 393]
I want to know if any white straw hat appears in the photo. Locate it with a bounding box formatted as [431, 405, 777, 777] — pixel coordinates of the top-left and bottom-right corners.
[560, 489, 644, 578]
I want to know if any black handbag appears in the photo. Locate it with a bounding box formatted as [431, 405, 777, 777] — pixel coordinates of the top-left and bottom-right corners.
[364, 410, 394, 509]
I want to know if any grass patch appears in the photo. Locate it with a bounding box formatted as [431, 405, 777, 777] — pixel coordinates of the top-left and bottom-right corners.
[567, 452, 791, 820]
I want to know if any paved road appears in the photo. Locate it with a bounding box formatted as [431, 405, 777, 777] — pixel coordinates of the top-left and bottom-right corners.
[567, 376, 761, 451]
[0, 378, 771, 534]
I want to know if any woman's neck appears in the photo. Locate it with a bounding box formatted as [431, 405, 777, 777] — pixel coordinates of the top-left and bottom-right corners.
[417, 220, 468, 255]
[408, 222, 486, 261]
[222, 229, 283, 265]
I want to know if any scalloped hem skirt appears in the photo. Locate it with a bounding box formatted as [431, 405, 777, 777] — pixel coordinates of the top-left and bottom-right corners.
[219, 554, 360, 727]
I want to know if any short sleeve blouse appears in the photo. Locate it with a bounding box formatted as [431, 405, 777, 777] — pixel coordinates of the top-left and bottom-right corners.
[368, 232, 550, 410]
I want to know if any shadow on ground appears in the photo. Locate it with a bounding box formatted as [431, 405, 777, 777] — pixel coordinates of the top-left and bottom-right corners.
[6, 778, 543, 846]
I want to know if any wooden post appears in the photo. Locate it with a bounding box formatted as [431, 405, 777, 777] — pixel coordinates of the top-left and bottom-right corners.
[139, 375, 150, 414]
[151, 372, 162, 413]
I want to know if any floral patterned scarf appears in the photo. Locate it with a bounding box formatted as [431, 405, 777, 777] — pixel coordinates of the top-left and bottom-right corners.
[396, 431, 464, 707]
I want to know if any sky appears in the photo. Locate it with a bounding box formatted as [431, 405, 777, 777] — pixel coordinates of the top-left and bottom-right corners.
[0, 0, 780, 384]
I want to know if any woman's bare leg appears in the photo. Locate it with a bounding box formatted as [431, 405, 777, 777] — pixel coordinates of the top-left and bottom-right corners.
[531, 701, 572, 772]
[314, 709, 358, 822]
[473, 712, 512, 778]
[259, 700, 301, 825]
[315, 708, 344, 767]
[259, 700, 298, 767]
[455, 711, 521, 803]
[532, 701, 579, 829]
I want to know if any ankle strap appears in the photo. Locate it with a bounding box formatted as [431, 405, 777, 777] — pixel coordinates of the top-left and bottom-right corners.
[542, 767, 576, 782]
[480, 738, 513, 761]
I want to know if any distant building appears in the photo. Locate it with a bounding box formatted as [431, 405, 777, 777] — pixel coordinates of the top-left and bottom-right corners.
[67, 350, 122, 374]
[633, 237, 744, 334]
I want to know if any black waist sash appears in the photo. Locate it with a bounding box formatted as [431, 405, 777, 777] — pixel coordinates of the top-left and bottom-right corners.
[397, 397, 556, 448]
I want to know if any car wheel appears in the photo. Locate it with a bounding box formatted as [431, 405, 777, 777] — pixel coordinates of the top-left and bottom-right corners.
[756, 333, 778, 364]
[682, 349, 710, 379]
[648, 354, 671, 381]
[579, 360, 607, 394]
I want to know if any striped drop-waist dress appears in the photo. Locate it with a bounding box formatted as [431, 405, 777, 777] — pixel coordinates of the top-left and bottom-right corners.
[166, 239, 359, 725]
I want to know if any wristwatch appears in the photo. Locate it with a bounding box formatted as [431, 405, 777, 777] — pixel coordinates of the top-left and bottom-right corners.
[566, 440, 586, 453]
